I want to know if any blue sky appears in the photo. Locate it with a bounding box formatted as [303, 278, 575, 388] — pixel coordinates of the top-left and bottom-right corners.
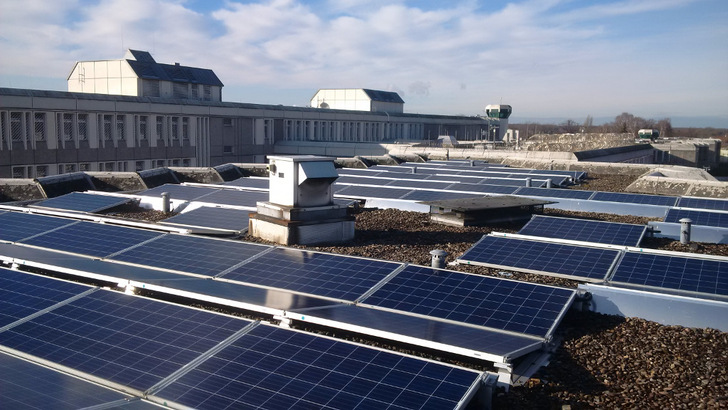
[1, 0, 726, 126]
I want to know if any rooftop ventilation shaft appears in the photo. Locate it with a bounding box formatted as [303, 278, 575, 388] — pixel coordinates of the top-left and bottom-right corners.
[249, 155, 354, 245]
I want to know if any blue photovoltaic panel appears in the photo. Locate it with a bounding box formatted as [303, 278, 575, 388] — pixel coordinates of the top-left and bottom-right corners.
[591, 192, 678, 206]
[334, 185, 412, 200]
[477, 178, 544, 187]
[0, 268, 92, 327]
[196, 189, 268, 207]
[111, 234, 269, 276]
[401, 190, 481, 202]
[224, 178, 270, 189]
[448, 183, 520, 194]
[0, 352, 138, 409]
[514, 187, 595, 200]
[335, 168, 383, 176]
[677, 197, 728, 211]
[664, 209, 728, 228]
[519, 215, 646, 246]
[299, 304, 543, 358]
[363, 265, 575, 337]
[221, 248, 401, 301]
[334, 176, 386, 185]
[385, 180, 454, 190]
[611, 252, 728, 297]
[138, 184, 219, 201]
[0, 291, 248, 392]
[458, 235, 620, 281]
[161, 207, 252, 232]
[377, 172, 433, 180]
[31, 192, 133, 213]
[19, 221, 163, 258]
[0, 212, 76, 242]
[154, 324, 480, 410]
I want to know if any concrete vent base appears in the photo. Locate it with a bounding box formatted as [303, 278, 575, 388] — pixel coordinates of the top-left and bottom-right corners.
[249, 202, 354, 245]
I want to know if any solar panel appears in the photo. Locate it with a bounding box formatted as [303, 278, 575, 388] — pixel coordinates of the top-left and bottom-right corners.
[19, 221, 163, 258]
[476, 178, 543, 187]
[334, 185, 412, 200]
[677, 197, 728, 211]
[362, 265, 575, 337]
[448, 183, 520, 194]
[0, 212, 76, 242]
[30, 192, 133, 213]
[334, 176, 386, 185]
[138, 184, 219, 201]
[224, 178, 270, 189]
[591, 192, 678, 206]
[161, 207, 252, 232]
[664, 209, 728, 228]
[0, 268, 92, 327]
[0, 290, 248, 392]
[110, 234, 270, 276]
[385, 180, 453, 190]
[458, 235, 620, 281]
[291, 304, 543, 359]
[610, 252, 728, 297]
[0, 352, 143, 409]
[376, 171, 432, 180]
[401, 190, 482, 202]
[153, 323, 481, 410]
[195, 189, 268, 207]
[514, 187, 595, 200]
[220, 248, 401, 301]
[519, 215, 646, 246]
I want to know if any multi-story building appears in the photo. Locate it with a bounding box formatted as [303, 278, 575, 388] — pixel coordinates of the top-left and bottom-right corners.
[0, 51, 492, 178]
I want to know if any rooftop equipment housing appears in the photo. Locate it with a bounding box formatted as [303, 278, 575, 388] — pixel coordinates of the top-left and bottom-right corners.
[249, 155, 354, 245]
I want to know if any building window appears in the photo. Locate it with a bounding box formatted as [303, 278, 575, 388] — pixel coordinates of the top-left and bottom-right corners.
[171, 117, 179, 140]
[156, 117, 164, 140]
[138, 116, 148, 141]
[10, 112, 22, 142]
[182, 158, 191, 167]
[63, 114, 73, 141]
[33, 113, 46, 142]
[102, 115, 113, 141]
[135, 161, 145, 171]
[223, 145, 233, 154]
[204, 85, 211, 100]
[182, 117, 189, 140]
[36, 165, 48, 177]
[116, 115, 125, 141]
[117, 161, 127, 172]
[78, 114, 88, 141]
[171, 159, 180, 167]
[223, 118, 233, 127]
[79, 163, 90, 171]
[264, 119, 272, 144]
[156, 159, 166, 168]
[104, 162, 115, 172]
[12, 166, 25, 178]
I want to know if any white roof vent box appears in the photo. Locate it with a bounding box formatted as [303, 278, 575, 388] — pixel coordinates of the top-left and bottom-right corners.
[267, 155, 338, 208]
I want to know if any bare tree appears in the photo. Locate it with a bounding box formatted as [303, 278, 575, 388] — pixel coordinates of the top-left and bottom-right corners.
[583, 115, 594, 132]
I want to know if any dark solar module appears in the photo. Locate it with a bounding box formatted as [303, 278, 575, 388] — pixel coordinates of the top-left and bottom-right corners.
[519, 215, 646, 246]
[223, 178, 270, 189]
[111, 234, 269, 276]
[363, 265, 575, 338]
[591, 192, 678, 206]
[458, 235, 620, 281]
[220, 248, 401, 301]
[0, 291, 247, 392]
[154, 324, 481, 410]
[677, 197, 728, 211]
[334, 185, 412, 199]
[514, 187, 596, 199]
[0, 212, 76, 242]
[138, 184, 219, 201]
[664, 209, 728, 228]
[611, 252, 728, 297]
[31, 192, 133, 213]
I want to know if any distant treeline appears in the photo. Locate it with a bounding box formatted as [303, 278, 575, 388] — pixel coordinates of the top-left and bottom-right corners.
[510, 112, 727, 141]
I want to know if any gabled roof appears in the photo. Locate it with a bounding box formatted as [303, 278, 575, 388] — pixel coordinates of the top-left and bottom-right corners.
[124, 49, 223, 87]
[362, 89, 404, 104]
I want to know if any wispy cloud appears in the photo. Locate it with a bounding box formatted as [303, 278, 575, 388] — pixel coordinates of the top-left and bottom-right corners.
[0, 0, 725, 122]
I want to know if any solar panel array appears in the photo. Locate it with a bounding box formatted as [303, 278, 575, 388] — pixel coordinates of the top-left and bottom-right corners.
[677, 197, 728, 211]
[457, 235, 621, 281]
[610, 252, 728, 298]
[160, 206, 252, 232]
[0, 211, 76, 243]
[30, 192, 134, 213]
[0, 270, 482, 409]
[519, 215, 646, 246]
[664, 208, 728, 228]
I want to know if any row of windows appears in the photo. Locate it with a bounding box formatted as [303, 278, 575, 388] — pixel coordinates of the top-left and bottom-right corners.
[282, 120, 423, 142]
[11, 158, 194, 178]
[0, 111, 194, 147]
